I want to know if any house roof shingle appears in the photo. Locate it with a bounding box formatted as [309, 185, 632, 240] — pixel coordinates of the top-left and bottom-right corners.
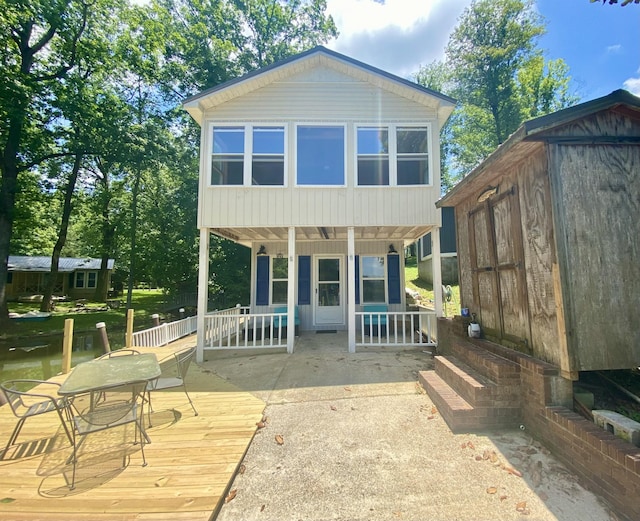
[8, 256, 115, 273]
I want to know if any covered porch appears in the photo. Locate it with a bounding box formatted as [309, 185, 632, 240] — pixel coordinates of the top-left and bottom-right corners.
[196, 225, 444, 362]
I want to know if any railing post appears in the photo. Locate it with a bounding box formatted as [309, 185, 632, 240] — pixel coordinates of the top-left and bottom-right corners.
[151, 313, 160, 327]
[96, 322, 111, 354]
[61, 319, 74, 374]
[126, 308, 134, 348]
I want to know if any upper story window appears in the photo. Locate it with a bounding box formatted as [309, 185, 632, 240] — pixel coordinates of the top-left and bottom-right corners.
[211, 125, 285, 186]
[356, 125, 431, 186]
[357, 127, 389, 186]
[296, 125, 345, 186]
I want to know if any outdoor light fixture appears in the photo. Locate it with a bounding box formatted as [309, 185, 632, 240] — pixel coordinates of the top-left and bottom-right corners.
[477, 185, 498, 203]
[257, 245, 267, 256]
[388, 244, 398, 255]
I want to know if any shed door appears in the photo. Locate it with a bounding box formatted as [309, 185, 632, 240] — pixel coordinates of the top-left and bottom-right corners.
[469, 186, 531, 351]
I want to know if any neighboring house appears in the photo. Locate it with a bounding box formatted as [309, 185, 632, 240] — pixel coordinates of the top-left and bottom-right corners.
[417, 206, 457, 285]
[423, 90, 640, 520]
[7, 256, 115, 301]
[183, 46, 456, 356]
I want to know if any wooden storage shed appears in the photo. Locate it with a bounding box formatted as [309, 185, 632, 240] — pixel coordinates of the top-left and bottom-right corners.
[438, 89, 640, 379]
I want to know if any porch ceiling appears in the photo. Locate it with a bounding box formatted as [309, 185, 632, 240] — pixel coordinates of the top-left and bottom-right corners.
[209, 225, 436, 246]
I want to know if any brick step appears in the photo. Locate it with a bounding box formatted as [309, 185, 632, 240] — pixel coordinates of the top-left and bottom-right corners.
[435, 355, 495, 407]
[419, 370, 522, 433]
[450, 339, 520, 385]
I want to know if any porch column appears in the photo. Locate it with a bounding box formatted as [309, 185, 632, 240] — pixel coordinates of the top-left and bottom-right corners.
[432, 227, 443, 317]
[347, 227, 356, 353]
[287, 226, 296, 354]
[196, 228, 210, 363]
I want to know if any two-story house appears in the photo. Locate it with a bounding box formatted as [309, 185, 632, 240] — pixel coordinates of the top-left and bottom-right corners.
[183, 47, 455, 360]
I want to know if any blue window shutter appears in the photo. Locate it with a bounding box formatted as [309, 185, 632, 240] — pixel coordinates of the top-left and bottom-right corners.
[355, 255, 360, 305]
[256, 256, 270, 306]
[387, 254, 401, 304]
[298, 256, 311, 305]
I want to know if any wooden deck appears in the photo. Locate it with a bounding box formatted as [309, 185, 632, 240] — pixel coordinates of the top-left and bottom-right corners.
[0, 337, 265, 520]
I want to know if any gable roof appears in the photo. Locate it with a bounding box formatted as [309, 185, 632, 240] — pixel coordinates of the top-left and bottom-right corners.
[183, 46, 456, 125]
[438, 89, 640, 207]
[8, 256, 115, 273]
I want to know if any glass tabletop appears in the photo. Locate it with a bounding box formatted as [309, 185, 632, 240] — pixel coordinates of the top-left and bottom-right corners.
[58, 353, 161, 396]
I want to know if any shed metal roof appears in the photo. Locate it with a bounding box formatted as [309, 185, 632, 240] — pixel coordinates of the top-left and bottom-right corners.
[8, 256, 115, 273]
[438, 89, 640, 208]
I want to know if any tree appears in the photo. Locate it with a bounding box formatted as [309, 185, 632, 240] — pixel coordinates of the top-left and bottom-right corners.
[416, 0, 578, 181]
[590, 0, 640, 5]
[0, 0, 119, 323]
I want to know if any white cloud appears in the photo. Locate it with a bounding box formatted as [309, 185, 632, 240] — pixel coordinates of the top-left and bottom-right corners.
[325, 0, 472, 79]
[623, 72, 640, 96]
[607, 44, 622, 54]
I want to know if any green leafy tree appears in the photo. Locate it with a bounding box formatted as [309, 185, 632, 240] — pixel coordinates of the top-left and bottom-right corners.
[416, 0, 578, 182]
[590, 0, 640, 5]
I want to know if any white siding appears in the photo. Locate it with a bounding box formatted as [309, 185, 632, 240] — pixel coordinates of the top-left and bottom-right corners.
[198, 64, 442, 230]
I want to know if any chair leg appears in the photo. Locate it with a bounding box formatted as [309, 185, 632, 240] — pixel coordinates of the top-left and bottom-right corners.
[1, 418, 25, 459]
[182, 385, 198, 417]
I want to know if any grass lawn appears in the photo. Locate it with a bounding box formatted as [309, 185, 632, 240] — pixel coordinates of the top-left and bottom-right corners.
[5, 289, 167, 339]
[405, 256, 461, 318]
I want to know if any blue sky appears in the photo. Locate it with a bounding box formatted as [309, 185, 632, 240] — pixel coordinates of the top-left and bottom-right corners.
[325, 0, 640, 101]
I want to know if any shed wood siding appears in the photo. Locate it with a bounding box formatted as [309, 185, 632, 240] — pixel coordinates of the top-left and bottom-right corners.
[550, 143, 640, 370]
[444, 92, 640, 374]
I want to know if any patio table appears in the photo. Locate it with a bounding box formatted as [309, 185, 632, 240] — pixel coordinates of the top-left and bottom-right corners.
[58, 353, 161, 397]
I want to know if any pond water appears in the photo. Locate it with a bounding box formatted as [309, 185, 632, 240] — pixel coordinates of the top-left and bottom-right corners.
[0, 330, 126, 382]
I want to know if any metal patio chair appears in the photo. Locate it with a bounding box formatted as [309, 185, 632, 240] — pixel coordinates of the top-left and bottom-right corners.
[67, 380, 148, 489]
[97, 349, 140, 359]
[146, 347, 198, 426]
[1, 379, 73, 459]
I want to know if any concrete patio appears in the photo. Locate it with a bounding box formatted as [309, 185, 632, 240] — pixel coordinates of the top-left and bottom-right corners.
[202, 332, 616, 521]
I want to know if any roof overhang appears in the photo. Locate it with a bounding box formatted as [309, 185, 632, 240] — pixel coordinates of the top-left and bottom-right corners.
[438, 89, 640, 208]
[183, 46, 456, 127]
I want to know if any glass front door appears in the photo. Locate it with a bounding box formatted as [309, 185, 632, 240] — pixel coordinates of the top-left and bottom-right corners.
[314, 256, 344, 325]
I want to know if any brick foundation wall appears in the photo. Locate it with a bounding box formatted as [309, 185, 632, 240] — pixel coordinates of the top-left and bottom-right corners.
[437, 317, 640, 521]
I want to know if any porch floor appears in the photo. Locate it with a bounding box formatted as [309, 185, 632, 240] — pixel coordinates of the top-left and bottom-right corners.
[0, 338, 265, 521]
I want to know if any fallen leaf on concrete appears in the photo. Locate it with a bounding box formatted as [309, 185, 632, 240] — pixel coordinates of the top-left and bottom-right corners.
[515, 501, 530, 515]
[260, 504, 266, 512]
[239, 464, 246, 475]
[461, 443, 468, 449]
[466, 441, 475, 449]
[427, 415, 435, 420]
[500, 495, 508, 501]
[225, 489, 237, 503]
[431, 406, 438, 415]
[256, 421, 266, 429]
[475, 455, 483, 461]
[275, 434, 284, 445]
[330, 405, 337, 411]
[505, 467, 523, 477]
[486, 487, 498, 494]
[344, 386, 352, 392]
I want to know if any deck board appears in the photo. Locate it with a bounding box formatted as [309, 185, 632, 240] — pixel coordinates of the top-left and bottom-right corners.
[0, 337, 265, 521]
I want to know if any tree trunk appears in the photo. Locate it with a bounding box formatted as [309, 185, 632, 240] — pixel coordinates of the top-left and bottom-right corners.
[126, 165, 141, 309]
[40, 153, 82, 312]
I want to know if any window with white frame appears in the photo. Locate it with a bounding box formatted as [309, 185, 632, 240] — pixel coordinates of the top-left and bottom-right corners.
[356, 125, 430, 186]
[75, 271, 97, 289]
[357, 127, 389, 185]
[361, 256, 386, 303]
[296, 125, 345, 185]
[271, 257, 288, 304]
[211, 125, 285, 186]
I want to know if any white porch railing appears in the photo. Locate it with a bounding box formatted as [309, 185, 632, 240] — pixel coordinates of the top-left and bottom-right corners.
[355, 309, 437, 348]
[204, 306, 288, 350]
[132, 315, 197, 347]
